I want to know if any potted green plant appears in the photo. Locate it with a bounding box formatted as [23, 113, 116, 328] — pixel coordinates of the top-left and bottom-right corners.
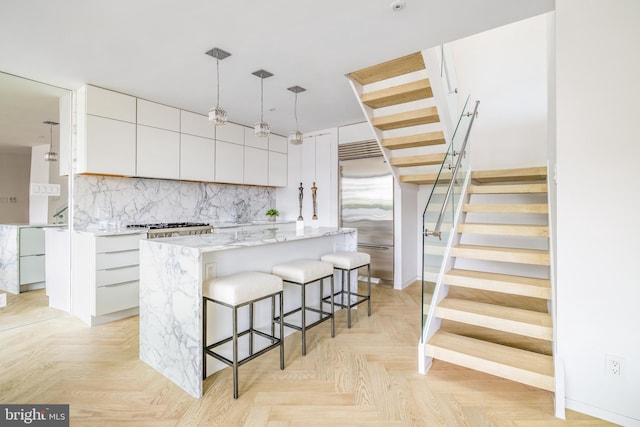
[265, 209, 279, 222]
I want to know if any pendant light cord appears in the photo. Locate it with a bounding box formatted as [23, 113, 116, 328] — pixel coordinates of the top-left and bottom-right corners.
[260, 77, 264, 122]
[216, 57, 221, 108]
[49, 123, 53, 151]
[294, 92, 299, 131]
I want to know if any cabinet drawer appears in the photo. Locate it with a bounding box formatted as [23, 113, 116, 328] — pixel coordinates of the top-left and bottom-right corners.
[94, 281, 139, 316]
[95, 234, 145, 253]
[19, 255, 45, 284]
[19, 227, 45, 256]
[96, 250, 139, 270]
[96, 265, 139, 287]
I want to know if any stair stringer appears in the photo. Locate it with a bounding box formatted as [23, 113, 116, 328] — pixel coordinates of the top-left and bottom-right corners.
[419, 169, 472, 374]
[546, 162, 565, 419]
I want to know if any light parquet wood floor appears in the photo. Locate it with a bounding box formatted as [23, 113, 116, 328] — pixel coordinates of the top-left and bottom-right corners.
[0, 284, 613, 426]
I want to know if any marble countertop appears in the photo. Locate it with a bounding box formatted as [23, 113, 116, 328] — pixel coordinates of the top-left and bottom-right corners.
[0, 223, 67, 229]
[144, 225, 355, 253]
[74, 219, 296, 237]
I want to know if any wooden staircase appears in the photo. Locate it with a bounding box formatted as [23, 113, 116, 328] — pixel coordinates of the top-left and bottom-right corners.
[425, 166, 555, 392]
[348, 52, 448, 183]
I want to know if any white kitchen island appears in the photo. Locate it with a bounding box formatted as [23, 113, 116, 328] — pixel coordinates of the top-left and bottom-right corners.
[138, 224, 357, 398]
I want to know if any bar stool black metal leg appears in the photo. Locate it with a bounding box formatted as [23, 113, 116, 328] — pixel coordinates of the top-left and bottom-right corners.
[279, 291, 284, 370]
[367, 263, 372, 316]
[203, 297, 207, 380]
[330, 276, 335, 337]
[301, 283, 307, 356]
[347, 268, 352, 329]
[232, 305, 239, 399]
[249, 302, 254, 355]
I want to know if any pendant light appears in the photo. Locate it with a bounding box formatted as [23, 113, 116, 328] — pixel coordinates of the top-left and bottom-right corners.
[43, 121, 59, 162]
[205, 47, 231, 126]
[252, 69, 273, 137]
[287, 85, 306, 145]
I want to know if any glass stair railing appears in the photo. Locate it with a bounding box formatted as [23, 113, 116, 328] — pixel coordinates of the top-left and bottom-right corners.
[421, 97, 479, 336]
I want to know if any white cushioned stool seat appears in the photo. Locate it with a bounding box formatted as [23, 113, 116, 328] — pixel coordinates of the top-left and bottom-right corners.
[271, 259, 334, 283]
[321, 251, 370, 270]
[204, 271, 283, 306]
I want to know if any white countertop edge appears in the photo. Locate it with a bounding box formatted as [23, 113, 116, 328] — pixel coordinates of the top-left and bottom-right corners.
[141, 226, 356, 253]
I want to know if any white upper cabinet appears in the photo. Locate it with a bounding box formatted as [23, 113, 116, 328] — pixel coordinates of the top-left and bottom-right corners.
[181, 111, 215, 139]
[215, 140, 244, 184]
[180, 134, 215, 182]
[244, 127, 269, 150]
[269, 134, 288, 153]
[268, 151, 288, 187]
[244, 147, 268, 186]
[215, 122, 244, 145]
[84, 115, 136, 176]
[136, 125, 180, 180]
[77, 84, 287, 185]
[137, 99, 180, 132]
[86, 85, 136, 123]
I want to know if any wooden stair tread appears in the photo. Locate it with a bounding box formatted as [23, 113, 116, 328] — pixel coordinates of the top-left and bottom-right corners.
[436, 298, 552, 340]
[399, 173, 452, 185]
[372, 107, 439, 131]
[457, 223, 549, 237]
[361, 79, 433, 108]
[444, 269, 551, 299]
[390, 153, 446, 168]
[451, 244, 550, 266]
[468, 183, 548, 194]
[425, 330, 555, 391]
[382, 131, 446, 150]
[471, 166, 547, 183]
[463, 204, 548, 214]
[349, 52, 425, 85]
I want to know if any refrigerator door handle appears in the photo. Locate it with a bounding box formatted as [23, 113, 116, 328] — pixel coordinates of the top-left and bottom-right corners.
[357, 243, 391, 250]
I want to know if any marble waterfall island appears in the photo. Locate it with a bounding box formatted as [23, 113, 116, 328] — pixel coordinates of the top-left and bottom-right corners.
[139, 224, 357, 398]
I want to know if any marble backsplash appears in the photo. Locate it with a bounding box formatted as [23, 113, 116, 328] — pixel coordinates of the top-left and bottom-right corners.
[73, 175, 275, 229]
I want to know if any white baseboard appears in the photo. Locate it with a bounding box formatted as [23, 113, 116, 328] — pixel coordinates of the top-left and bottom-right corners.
[566, 398, 640, 426]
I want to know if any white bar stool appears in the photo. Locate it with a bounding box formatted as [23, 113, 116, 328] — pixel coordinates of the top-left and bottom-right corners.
[203, 271, 284, 399]
[320, 251, 371, 328]
[271, 259, 335, 355]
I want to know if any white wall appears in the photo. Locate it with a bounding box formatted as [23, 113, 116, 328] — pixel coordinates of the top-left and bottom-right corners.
[276, 129, 338, 227]
[29, 144, 50, 225]
[556, 1, 640, 425]
[0, 151, 30, 223]
[452, 14, 549, 170]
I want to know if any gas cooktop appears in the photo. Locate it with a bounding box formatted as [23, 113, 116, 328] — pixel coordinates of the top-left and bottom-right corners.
[127, 222, 210, 230]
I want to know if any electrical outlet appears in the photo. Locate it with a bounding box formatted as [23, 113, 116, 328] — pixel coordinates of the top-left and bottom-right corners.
[605, 354, 624, 377]
[205, 263, 217, 280]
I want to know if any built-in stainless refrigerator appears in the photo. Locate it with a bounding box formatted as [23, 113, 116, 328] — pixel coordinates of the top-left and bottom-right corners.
[339, 146, 394, 284]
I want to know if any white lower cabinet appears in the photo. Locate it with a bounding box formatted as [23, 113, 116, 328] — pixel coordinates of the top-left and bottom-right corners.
[18, 227, 46, 290]
[180, 134, 215, 181]
[215, 140, 244, 184]
[244, 147, 268, 185]
[73, 232, 146, 326]
[137, 125, 180, 179]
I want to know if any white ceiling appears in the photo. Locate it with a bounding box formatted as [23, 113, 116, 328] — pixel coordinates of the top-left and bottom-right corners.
[0, 0, 553, 151]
